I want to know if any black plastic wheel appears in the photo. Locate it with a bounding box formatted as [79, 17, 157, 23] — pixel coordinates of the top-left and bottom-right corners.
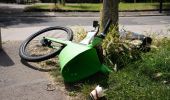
[19, 26, 73, 62]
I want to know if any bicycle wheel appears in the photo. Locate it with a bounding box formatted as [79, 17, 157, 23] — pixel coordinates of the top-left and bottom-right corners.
[19, 26, 73, 62]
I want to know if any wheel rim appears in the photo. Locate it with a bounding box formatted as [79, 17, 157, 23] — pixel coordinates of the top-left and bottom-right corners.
[22, 27, 72, 61]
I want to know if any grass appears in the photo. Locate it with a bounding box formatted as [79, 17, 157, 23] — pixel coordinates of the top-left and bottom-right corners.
[104, 38, 170, 99]
[89, 38, 170, 99]
[25, 3, 170, 11]
[60, 3, 101, 11]
[119, 2, 170, 11]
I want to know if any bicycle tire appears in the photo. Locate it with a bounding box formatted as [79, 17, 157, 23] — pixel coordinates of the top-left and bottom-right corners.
[19, 26, 73, 62]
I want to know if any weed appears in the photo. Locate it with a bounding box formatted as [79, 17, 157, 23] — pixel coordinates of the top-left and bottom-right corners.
[71, 26, 87, 43]
[102, 26, 142, 70]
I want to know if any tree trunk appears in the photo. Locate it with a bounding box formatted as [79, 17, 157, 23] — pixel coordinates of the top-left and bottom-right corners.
[0, 28, 2, 50]
[101, 0, 119, 31]
[54, 0, 57, 6]
[134, 0, 136, 3]
[61, 0, 65, 6]
[58, 0, 65, 6]
[159, 0, 163, 13]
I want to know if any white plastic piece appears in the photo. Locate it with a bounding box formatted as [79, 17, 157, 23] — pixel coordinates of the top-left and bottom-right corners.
[90, 85, 106, 100]
[100, 32, 106, 36]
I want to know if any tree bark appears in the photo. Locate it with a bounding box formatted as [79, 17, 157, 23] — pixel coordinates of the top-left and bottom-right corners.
[159, 0, 163, 13]
[61, 0, 65, 6]
[134, 0, 136, 3]
[0, 28, 2, 50]
[101, 0, 119, 31]
[54, 0, 57, 6]
[58, 0, 65, 6]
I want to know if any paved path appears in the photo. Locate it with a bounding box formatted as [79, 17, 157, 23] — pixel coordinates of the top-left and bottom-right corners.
[0, 41, 69, 100]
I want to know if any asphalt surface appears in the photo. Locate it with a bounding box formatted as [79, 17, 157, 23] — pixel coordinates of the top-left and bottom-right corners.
[0, 41, 69, 100]
[1, 16, 170, 41]
[0, 16, 170, 27]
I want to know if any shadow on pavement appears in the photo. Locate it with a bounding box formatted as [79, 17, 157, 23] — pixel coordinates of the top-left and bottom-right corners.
[20, 59, 56, 72]
[0, 17, 49, 27]
[0, 4, 49, 27]
[0, 6, 22, 14]
[0, 49, 14, 67]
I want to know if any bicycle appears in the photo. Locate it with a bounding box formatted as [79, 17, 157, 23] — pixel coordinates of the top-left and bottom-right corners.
[19, 19, 112, 82]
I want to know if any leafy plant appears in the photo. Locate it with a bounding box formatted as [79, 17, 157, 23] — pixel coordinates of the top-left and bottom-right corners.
[102, 26, 141, 69]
